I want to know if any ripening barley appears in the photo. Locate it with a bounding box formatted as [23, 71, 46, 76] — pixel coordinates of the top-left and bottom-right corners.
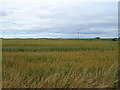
[2, 39, 118, 88]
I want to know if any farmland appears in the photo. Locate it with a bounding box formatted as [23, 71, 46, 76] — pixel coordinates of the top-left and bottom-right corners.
[2, 39, 118, 88]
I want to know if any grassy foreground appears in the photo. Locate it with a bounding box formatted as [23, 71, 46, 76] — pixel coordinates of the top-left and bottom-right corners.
[2, 39, 118, 88]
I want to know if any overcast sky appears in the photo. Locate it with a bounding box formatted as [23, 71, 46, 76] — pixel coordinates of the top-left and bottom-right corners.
[0, 0, 118, 38]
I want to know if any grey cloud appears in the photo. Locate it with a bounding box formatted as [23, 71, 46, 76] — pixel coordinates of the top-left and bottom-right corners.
[0, 11, 8, 16]
[1, 2, 118, 38]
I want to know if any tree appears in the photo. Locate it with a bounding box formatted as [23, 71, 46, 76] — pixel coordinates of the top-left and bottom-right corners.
[95, 37, 100, 39]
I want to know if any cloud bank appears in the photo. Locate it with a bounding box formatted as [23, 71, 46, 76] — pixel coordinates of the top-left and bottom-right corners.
[0, 0, 118, 38]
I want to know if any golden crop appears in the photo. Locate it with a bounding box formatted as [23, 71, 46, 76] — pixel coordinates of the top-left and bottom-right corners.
[2, 39, 118, 88]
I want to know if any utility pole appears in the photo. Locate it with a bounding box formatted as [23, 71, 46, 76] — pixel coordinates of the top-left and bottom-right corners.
[78, 32, 79, 39]
[14, 33, 15, 39]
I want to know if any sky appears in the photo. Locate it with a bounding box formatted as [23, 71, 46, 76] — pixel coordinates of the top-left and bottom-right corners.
[0, 0, 118, 38]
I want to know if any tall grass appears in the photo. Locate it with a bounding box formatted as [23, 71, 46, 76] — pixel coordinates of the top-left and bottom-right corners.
[2, 39, 118, 88]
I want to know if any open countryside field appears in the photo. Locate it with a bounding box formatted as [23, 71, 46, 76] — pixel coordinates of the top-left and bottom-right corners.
[2, 39, 118, 88]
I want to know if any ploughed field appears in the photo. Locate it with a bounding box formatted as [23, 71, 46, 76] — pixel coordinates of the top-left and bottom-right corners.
[2, 39, 118, 88]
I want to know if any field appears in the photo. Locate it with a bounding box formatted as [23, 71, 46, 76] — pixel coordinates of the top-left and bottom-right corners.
[2, 39, 118, 88]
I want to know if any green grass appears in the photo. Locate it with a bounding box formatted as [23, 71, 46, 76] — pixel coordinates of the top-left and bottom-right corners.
[2, 39, 118, 88]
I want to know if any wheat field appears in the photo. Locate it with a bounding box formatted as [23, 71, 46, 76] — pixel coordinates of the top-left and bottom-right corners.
[2, 39, 118, 88]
